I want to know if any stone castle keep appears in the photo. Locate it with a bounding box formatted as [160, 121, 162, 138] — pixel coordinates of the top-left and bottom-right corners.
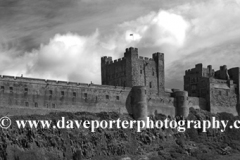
[0, 47, 239, 117]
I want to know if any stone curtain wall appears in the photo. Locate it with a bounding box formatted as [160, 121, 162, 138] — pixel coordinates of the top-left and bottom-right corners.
[0, 75, 131, 115]
[209, 80, 238, 115]
[0, 75, 207, 117]
[147, 94, 175, 117]
[188, 97, 206, 110]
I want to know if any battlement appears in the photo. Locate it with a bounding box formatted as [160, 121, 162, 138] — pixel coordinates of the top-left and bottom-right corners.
[138, 56, 153, 61]
[102, 57, 126, 65]
[152, 52, 164, 58]
[185, 63, 214, 77]
[220, 65, 227, 71]
[0, 75, 132, 92]
[124, 47, 138, 58]
[125, 47, 138, 53]
[101, 56, 113, 65]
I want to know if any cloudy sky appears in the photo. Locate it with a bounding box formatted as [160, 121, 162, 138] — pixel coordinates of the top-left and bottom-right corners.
[1, 0, 240, 89]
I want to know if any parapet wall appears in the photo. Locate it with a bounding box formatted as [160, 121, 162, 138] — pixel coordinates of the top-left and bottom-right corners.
[0, 75, 209, 117]
[0, 75, 132, 116]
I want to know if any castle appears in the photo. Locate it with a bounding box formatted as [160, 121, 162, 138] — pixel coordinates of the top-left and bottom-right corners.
[184, 64, 240, 115]
[0, 47, 238, 117]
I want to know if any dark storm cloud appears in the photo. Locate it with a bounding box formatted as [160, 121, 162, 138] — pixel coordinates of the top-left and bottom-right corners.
[0, 0, 195, 53]
[1, 0, 240, 88]
[0, 0, 78, 52]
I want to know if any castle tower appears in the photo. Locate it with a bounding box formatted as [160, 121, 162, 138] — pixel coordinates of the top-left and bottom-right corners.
[153, 52, 165, 94]
[101, 56, 113, 85]
[124, 47, 140, 87]
[101, 47, 165, 94]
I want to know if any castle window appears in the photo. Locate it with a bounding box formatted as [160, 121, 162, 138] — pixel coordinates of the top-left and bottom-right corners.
[116, 96, 120, 100]
[84, 93, 87, 102]
[145, 90, 147, 94]
[106, 95, 109, 99]
[219, 90, 222, 95]
[140, 70, 142, 74]
[52, 103, 55, 108]
[35, 102, 38, 108]
[49, 90, 53, 95]
[24, 88, 28, 96]
[61, 91, 64, 96]
[152, 71, 154, 76]
[1, 86, 4, 92]
[149, 82, 152, 88]
[73, 92, 76, 97]
[9, 87, 13, 93]
[25, 102, 29, 107]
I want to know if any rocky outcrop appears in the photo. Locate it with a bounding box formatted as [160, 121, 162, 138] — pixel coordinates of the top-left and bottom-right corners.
[1, 109, 240, 160]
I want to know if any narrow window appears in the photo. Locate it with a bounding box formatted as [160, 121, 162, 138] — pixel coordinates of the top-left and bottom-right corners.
[106, 95, 109, 99]
[52, 103, 55, 108]
[152, 71, 154, 76]
[149, 82, 152, 88]
[61, 91, 64, 96]
[140, 70, 142, 74]
[35, 102, 38, 108]
[24, 88, 28, 96]
[73, 92, 76, 97]
[84, 93, 87, 102]
[49, 90, 53, 100]
[25, 102, 29, 107]
[116, 96, 120, 100]
[10, 87, 13, 93]
[1, 86, 4, 93]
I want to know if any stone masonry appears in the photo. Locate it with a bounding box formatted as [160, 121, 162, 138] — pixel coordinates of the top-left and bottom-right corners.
[1, 47, 237, 118]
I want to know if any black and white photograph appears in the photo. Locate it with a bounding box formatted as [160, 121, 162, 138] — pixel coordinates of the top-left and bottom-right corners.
[1, 0, 240, 159]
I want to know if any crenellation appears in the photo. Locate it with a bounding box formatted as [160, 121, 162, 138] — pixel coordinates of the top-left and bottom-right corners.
[185, 63, 240, 115]
[57, 81, 69, 85]
[1, 47, 239, 118]
[102, 47, 165, 94]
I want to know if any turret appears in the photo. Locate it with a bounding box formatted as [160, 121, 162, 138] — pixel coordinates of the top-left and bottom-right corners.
[152, 52, 165, 94]
[131, 86, 148, 121]
[101, 56, 112, 66]
[124, 47, 138, 58]
[174, 91, 189, 118]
